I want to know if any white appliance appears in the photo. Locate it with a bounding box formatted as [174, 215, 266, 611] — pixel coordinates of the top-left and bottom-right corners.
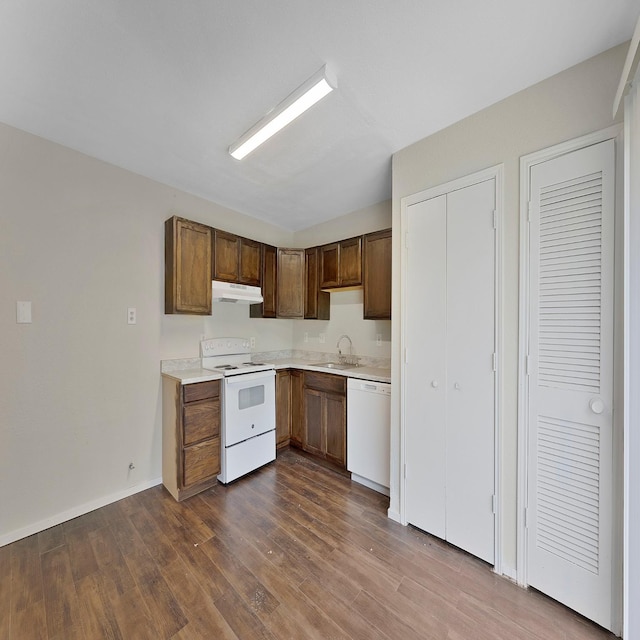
[347, 378, 391, 496]
[201, 337, 275, 483]
[211, 280, 263, 304]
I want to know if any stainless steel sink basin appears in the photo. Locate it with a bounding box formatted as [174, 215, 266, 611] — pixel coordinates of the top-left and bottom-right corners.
[309, 362, 357, 370]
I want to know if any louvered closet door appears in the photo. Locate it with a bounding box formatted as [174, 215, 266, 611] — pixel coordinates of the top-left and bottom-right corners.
[527, 140, 615, 630]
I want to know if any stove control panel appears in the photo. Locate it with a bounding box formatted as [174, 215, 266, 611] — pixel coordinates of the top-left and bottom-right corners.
[201, 337, 251, 358]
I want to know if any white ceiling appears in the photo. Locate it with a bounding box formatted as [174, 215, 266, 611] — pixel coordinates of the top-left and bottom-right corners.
[0, 1, 637, 231]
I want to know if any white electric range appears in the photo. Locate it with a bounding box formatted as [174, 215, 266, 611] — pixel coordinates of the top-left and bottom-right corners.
[201, 337, 276, 483]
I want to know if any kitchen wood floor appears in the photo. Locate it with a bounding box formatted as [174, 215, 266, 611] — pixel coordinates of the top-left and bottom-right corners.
[1, 449, 617, 640]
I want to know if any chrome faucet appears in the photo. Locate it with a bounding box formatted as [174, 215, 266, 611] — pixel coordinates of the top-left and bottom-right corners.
[336, 334, 353, 362]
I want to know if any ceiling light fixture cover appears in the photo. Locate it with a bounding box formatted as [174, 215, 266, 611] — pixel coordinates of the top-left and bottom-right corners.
[229, 65, 336, 160]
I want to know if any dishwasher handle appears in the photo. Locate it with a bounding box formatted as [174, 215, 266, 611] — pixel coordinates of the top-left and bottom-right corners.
[347, 379, 391, 395]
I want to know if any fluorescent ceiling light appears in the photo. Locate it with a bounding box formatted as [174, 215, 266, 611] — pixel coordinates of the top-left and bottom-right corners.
[229, 65, 336, 160]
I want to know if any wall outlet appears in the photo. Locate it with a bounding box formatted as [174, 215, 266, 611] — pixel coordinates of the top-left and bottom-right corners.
[319, 333, 326, 344]
[376, 334, 382, 346]
[304, 332, 309, 343]
[16, 301, 32, 324]
[127, 307, 137, 324]
[250, 337, 256, 348]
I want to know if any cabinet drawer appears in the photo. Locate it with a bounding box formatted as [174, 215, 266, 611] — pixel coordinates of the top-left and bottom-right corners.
[183, 437, 220, 487]
[183, 399, 220, 446]
[183, 380, 219, 403]
[304, 371, 346, 395]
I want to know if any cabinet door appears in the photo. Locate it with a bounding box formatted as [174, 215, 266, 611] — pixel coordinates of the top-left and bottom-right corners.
[183, 399, 220, 445]
[275, 370, 291, 447]
[290, 370, 304, 447]
[277, 248, 304, 318]
[165, 217, 212, 315]
[239, 237, 261, 286]
[339, 236, 362, 286]
[304, 388, 324, 455]
[319, 243, 340, 288]
[324, 392, 346, 468]
[213, 230, 240, 282]
[363, 229, 392, 319]
[183, 438, 220, 487]
[305, 248, 330, 319]
[251, 244, 277, 318]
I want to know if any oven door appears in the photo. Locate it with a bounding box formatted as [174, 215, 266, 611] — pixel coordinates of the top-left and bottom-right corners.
[222, 370, 276, 447]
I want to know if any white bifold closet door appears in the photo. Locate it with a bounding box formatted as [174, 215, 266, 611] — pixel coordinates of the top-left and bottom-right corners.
[405, 178, 496, 564]
[527, 140, 615, 630]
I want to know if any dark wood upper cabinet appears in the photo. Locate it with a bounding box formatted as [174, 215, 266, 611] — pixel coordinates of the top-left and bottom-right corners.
[213, 230, 261, 286]
[319, 236, 362, 289]
[339, 236, 362, 287]
[363, 229, 392, 320]
[276, 248, 305, 318]
[304, 247, 330, 320]
[239, 237, 261, 286]
[166, 215, 384, 320]
[213, 229, 240, 282]
[165, 216, 212, 315]
[250, 243, 277, 318]
[319, 242, 340, 288]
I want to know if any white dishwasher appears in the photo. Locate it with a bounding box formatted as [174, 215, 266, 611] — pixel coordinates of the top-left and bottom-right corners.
[347, 378, 391, 496]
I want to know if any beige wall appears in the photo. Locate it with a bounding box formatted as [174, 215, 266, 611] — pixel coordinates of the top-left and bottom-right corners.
[292, 199, 391, 247]
[390, 43, 626, 574]
[0, 122, 296, 544]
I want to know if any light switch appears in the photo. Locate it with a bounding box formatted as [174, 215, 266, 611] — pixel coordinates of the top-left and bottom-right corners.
[17, 301, 32, 324]
[127, 307, 136, 324]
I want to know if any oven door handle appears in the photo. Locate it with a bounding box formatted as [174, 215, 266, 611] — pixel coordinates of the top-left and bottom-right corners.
[224, 370, 276, 386]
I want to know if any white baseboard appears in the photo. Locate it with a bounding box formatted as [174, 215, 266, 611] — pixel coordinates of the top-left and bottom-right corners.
[499, 564, 518, 582]
[387, 507, 402, 523]
[351, 473, 390, 497]
[0, 477, 162, 548]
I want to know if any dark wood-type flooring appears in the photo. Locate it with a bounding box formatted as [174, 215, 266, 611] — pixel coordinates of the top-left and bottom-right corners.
[1, 449, 617, 639]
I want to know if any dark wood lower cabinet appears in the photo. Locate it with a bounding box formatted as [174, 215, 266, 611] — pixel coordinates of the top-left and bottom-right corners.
[162, 378, 221, 501]
[299, 371, 347, 469]
[279, 369, 346, 469]
[303, 388, 324, 455]
[275, 369, 291, 448]
[324, 391, 346, 467]
[290, 370, 304, 447]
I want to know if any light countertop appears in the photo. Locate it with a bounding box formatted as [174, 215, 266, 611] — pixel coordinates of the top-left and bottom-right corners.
[161, 355, 390, 385]
[161, 368, 223, 384]
[270, 359, 390, 383]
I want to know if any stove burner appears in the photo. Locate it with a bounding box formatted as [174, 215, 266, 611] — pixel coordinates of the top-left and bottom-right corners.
[215, 364, 238, 370]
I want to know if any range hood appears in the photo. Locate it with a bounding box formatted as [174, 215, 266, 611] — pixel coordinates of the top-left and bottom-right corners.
[212, 280, 263, 304]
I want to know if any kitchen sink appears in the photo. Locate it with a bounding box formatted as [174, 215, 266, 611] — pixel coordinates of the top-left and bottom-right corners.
[309, 362, 358, 370]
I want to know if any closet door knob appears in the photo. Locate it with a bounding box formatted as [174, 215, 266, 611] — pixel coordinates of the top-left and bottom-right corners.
[589, 398, 605, 414]
[431, 380, 439, 388]
[454, 382, 460, 390]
